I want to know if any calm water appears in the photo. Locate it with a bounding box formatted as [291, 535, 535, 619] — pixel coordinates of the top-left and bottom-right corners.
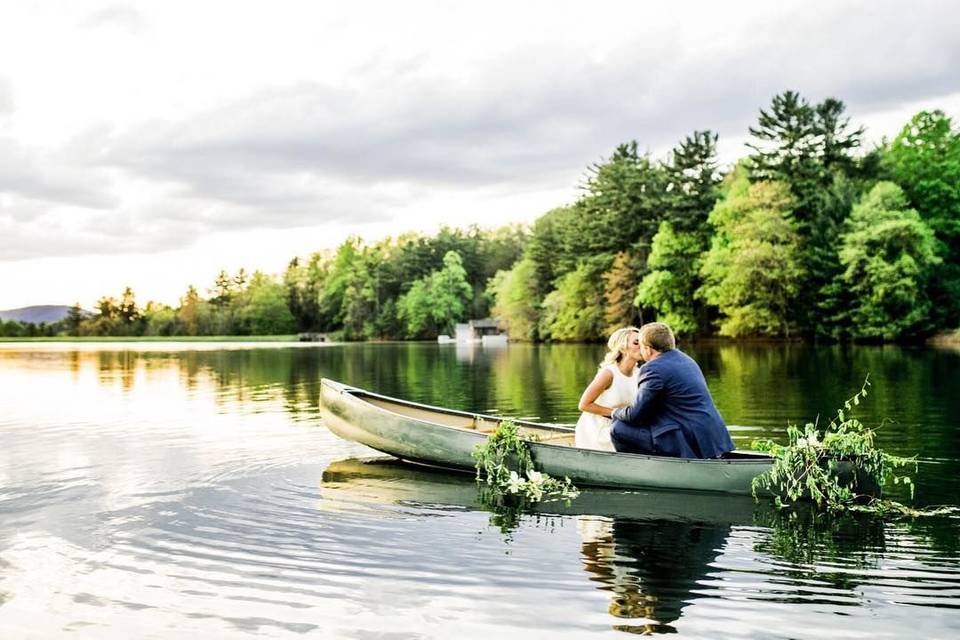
[1, 341, 958, 638]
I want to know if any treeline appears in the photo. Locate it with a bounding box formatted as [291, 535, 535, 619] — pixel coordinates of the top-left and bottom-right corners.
[44, 90, 960, 342]
[61, 227, 526, 339]
[491, 92, 959, 342]
[0, 319, 64, 337]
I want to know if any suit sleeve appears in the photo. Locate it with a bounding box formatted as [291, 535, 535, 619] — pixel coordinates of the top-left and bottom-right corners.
[611, 366, 664, 425]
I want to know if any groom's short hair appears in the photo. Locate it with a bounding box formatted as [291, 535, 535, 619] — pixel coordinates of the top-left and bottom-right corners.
[640, 322, 675, 352]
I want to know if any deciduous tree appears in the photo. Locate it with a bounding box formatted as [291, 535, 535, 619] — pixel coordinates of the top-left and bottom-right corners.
[831, 182, 941, 340]
[635, 222, 704, 335]
[488, 256, 541, 341]
[699, 177, 804, 337]
[538, 262, 606, 342]
[882, 110, 960, 328]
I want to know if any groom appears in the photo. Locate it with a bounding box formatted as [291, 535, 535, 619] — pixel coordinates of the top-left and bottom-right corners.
[610, 322, 734, 459]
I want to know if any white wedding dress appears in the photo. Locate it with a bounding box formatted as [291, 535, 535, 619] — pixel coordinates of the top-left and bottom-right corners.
[575, 363, 639, 451]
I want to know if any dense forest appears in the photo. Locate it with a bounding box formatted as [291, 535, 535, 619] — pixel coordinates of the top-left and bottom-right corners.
[6, 91, 958, 342]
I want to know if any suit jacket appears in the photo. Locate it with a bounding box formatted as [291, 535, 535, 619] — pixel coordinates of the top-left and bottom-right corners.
[611, 349, 734, 459]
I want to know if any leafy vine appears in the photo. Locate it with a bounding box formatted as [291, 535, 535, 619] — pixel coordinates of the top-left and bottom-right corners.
[473, 419, 579, 502]
[751, 376, 955, 516]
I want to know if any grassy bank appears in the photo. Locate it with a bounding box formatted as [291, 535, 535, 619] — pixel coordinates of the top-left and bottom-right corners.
[0, 335, 299, 343]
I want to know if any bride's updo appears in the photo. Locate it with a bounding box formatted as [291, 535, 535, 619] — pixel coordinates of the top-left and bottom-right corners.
[600, 326, 640, 368]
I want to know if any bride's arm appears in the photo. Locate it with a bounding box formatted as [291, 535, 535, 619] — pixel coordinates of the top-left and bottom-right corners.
[577, 368, 615, 417]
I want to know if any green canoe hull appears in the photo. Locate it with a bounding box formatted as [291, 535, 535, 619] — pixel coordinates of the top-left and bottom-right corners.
[320, 378, 775, 496]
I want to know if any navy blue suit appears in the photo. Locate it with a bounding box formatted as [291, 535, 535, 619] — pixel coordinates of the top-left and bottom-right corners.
[610, 349, 734, 459]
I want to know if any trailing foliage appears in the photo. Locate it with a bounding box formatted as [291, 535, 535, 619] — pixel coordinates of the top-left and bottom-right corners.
[472, 420, 579, 502]
[751, 378, 922, 514]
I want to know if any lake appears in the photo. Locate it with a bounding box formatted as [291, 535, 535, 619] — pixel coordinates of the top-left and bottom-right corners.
[1, 341, 958, 638]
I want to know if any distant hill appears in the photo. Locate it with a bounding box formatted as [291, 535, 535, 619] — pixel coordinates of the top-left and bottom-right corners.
[0, 305, 87, 324]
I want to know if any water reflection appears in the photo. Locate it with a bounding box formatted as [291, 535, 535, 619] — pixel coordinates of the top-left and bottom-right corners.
[3, 341, 958, 500]
[580, 517, 730, 634]
[321, 457, 742, 633]
[3, 341, 959, 504]
[2, 342, 960, 637]
[751, 508, 887, 569]
[320, 457, 960, 634]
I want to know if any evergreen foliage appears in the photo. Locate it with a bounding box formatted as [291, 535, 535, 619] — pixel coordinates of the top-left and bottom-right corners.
[663, 130, 722, 236]
[575, 142, 668, 260]
[747, 91, 866, 333]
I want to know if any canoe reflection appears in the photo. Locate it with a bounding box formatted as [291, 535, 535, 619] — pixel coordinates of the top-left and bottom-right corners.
[320, 457, 762, 633]
[320, 457, 765, 523]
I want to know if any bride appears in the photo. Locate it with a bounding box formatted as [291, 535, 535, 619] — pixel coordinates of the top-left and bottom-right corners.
[575, 326, 642, 451]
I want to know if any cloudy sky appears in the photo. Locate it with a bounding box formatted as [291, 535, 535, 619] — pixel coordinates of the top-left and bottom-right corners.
[1, 0, 958, 309]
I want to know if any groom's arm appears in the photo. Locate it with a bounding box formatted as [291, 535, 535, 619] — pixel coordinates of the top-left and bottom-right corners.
[611, 367, 664, 425]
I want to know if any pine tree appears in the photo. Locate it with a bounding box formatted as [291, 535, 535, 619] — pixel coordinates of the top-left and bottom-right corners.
[66, 303, 84, 336]
[664, 130, 721, 236]
[747, 91, 865, 333]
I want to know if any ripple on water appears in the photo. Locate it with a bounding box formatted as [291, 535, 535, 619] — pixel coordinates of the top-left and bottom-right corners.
[2, 343, 960, 638]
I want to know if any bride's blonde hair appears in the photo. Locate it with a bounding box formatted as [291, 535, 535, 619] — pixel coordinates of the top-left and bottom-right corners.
[600, 326, 641, 368]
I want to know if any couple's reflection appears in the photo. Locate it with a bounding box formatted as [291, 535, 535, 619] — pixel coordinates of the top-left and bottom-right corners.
[579, 515, 730, 634]
[319, 457, 902, 635]
[319, 457, 736, 633]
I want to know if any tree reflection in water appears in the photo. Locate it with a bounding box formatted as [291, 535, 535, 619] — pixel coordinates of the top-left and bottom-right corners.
[752, 507, 886, 570]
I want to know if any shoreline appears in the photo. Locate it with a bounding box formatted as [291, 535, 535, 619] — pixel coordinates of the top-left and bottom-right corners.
[3, 330, 959, 347]
[0, 335, 299, 343]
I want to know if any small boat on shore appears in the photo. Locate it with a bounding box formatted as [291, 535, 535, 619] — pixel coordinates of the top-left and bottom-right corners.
[319, 378, 776, 495]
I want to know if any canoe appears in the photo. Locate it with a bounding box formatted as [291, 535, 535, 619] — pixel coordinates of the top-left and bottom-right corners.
[319, 378, 775, 495]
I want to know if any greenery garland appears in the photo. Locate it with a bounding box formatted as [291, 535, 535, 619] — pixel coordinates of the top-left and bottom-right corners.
[750, 377, 954, 516]
[473, 420, 579, 502]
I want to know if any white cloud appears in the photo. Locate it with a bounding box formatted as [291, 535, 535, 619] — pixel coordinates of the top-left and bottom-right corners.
[81, 4, 147, 33]
[0, 0, 958, 307]
[0, 76, 12, 116]
[0, 138, 116, 210]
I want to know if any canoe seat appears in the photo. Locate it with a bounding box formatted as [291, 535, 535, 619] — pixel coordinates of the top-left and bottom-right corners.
[525, 431, 576, 446]
[472, 419, 499, 433]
